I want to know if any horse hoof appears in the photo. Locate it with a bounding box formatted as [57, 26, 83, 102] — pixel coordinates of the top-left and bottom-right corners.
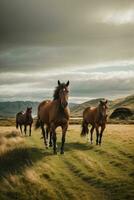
[53, 151, 57, 155]
[49, 144, 53, 147]
[60, 151, 64, 154]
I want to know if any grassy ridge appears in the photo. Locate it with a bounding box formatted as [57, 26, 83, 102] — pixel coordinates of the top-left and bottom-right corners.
[71, 94, 134, 117]
[0, 125, 134, 200]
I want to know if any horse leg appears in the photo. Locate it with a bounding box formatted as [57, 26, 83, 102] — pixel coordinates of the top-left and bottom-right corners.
[85, 123, 90, 142]
[45, 126, 49, 146]
[99, 125, 105, 146]
[46, 126, 49, 139]
[61, 124, 68, 154]
[53, 131, 57, 154]
[95, 125, 99, 145]
[46, 126, 52, 147]
[51, 123, 57, 154]
[90, 126, 94, 144]
[41, 122, 48, 148]
[49, 130, 53, 147]
[20, 125, 23, 135]
[24, 125, 27, 136]
[29, 124, 32, 136]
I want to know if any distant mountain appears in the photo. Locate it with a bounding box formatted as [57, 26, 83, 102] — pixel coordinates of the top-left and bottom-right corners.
[0, 101, 39, 117]
[0, 95, 133, 118]
[0, 101, 78, 117]
[71, 94, 134, 117]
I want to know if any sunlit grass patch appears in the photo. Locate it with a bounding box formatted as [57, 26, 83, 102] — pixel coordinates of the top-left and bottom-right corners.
[0, 125, 134, 200]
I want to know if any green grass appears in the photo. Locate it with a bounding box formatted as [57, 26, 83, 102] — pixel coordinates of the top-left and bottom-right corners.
[0, 125, 134, 200]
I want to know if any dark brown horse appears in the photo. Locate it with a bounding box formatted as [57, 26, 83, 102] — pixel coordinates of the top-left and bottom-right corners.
[16, 107, 33, 136]
[35, 80, 70, 154]
[81, 100, 108, 145]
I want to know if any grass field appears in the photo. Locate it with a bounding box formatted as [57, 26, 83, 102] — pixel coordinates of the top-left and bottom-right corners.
[0, 124, 134, 200]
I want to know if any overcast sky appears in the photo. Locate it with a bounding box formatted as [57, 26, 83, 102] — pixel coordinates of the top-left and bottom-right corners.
[0, 0, 134, 103]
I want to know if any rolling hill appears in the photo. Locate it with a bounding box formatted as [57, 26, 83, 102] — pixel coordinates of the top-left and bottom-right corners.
[110, 94, 134, 110]
[71, 94, 134, 117]
[0, 94, 133, 118]
[0, 101, 77, 118]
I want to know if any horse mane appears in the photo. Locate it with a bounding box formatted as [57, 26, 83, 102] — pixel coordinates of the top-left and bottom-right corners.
[53, 83, 66, 100]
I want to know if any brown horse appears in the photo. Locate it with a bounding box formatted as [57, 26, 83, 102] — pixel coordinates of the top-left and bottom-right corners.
[16, 107, 33, 136]
[81, 100, 108, 145]
[35, 80, 70, 154]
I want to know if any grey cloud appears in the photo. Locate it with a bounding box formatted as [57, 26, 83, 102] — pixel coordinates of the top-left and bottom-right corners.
[0, 0, 134, 101]
[0, 0, 134, 73]
[0, 0, 134, 46]
[0, 40, 134, 73]
[0, 66, 134, 102]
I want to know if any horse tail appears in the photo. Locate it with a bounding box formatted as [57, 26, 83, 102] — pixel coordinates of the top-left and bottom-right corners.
[81, 120, 89, 137]
[35, 117, 41, 129]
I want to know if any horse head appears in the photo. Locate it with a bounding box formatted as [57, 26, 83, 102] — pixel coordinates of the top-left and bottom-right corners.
[26, 107, 32, 115]
[57, 80, 69, 108]
[99, 100, 108, 119]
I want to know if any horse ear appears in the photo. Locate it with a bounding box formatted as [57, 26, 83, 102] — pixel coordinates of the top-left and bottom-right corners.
[58, 80, 61, 85]
[66, 80, 70, 87]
